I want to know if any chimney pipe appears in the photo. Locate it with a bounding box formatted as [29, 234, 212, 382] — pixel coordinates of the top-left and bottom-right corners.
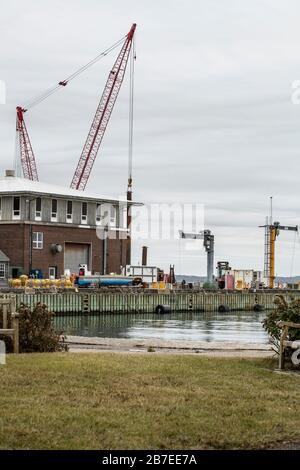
[142, 246, 148, 266]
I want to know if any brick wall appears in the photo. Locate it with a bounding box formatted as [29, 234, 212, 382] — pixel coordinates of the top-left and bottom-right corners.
[0, 223, 128, 277]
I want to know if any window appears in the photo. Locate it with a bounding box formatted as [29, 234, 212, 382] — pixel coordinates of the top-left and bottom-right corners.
[66, 200, 72, 223]
[32, 232, 43, 249]
[0, 263, 5, 278]
[13, 197, 20, 219]
[96, 204, 101, 224]
[110, 205, 116, 225]
[35, 198, 42, 220]
[81, 202, 87, 224]
[51, 199, 57, 222]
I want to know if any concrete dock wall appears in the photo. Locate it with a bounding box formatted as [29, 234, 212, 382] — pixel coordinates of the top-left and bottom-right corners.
[1, 290, 300, 314]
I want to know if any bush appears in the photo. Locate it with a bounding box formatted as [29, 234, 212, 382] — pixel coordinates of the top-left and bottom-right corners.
[262, 295, 300, 355]
[0, 302, 68, 353]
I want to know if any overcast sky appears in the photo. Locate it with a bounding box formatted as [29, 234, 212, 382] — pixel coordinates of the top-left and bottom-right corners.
[1, 0, 300, 276]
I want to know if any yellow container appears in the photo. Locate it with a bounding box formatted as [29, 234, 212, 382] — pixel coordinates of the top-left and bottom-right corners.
[12, 279, 22, 288]
[19, 275, 28, 287]
[159, 281, 166, 290]
[41, 279, 52, 288]
[151, 282, 159, 289]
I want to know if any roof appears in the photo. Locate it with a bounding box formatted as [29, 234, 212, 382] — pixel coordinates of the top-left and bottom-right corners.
[0, 176, 142, 205]
[0, 250, 9, 262]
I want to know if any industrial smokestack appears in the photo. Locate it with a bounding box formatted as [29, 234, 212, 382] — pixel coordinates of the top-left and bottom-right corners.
[142, 246, 148, 266]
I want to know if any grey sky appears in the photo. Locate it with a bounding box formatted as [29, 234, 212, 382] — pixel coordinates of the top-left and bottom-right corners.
[1, 0, 300, 276]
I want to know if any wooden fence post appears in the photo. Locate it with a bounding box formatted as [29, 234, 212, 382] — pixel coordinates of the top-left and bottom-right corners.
[2, 304, 7, 329]
[11, 313, 19, 354]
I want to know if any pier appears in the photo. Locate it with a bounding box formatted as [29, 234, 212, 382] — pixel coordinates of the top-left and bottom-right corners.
[1, 290, 299, 314]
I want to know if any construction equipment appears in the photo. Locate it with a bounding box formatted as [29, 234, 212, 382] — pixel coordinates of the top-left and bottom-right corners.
[260, 220, 298, 288]
[14, 24, 136, 193]
[179, 230, 215, 283]
[71, 23, 136, 190]
[16, 107, 39, 181]
[216, 261, 231, 289]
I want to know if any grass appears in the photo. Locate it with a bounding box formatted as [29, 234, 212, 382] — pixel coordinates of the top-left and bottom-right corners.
[0, 353, 300, 449]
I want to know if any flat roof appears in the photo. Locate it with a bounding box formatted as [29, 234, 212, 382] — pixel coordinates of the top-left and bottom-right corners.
[0, 176, 142, 205]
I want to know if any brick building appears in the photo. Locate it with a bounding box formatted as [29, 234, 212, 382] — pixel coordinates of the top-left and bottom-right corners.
[0, 171, 139, 279]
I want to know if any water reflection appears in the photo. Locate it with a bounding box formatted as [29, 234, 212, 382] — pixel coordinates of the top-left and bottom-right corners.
[54, 311, 268, 344]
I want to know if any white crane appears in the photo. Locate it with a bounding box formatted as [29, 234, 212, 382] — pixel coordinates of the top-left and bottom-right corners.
[179, 230, 215, 283]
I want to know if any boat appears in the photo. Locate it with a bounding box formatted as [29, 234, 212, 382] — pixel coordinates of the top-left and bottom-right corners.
[76, 274, 140, 288]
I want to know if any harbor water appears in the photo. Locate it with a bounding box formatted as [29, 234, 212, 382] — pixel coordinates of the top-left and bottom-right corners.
[54, 311, 268, 344]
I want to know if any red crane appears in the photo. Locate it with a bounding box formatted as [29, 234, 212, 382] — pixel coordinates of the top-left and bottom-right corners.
[16, 106, 39, 181]
[15, 23, 136, 189]
[70, 23, 136, 190]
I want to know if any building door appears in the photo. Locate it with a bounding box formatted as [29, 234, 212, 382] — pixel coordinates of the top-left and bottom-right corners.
[64, 243, 90, 274]
[0, 263, 5, 279]
[49, 266, 57, 279]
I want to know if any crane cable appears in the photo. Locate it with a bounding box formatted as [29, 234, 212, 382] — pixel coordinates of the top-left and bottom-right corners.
[127, 34, 136, 190]
[23, 35, 127, 111]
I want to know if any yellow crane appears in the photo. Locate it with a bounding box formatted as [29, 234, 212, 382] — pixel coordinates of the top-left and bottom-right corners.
[260, 221, 298, 288]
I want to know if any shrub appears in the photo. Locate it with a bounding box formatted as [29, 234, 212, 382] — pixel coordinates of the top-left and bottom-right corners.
[0, 302, 68, 353]
[262, 295, 300, 355]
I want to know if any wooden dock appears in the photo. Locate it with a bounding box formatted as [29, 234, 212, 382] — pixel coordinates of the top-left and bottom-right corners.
[1, 290, 300, 314]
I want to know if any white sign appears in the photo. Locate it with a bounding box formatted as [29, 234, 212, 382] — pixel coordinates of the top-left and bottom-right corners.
[0, 340, 6, 365]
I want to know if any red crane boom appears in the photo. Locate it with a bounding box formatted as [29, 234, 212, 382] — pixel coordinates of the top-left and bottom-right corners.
[70, 23, 136, 190]
[16, 106, 39, 181]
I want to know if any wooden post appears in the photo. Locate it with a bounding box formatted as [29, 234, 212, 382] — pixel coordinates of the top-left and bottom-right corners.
[279, 325, 288, 370]
[11, 295, 17, 315]
[2, 304, 7, 330]
[11, 313, 19, 354]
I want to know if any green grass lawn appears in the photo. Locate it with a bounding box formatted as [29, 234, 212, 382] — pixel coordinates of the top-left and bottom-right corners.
[0, 353, 299, 450]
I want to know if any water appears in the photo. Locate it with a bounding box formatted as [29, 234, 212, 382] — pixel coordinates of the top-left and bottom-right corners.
[54, 311, 268, 344]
